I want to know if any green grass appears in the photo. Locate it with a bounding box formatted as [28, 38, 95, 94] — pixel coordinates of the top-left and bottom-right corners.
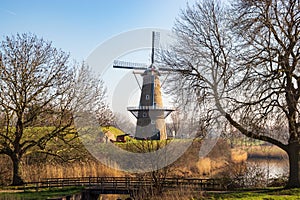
[114, 138, 194, 153]
[101, 126, 124, 137]
[203, 188, 300, 200]
[0, 186, 83, 200]
[1, 187, 299, 200]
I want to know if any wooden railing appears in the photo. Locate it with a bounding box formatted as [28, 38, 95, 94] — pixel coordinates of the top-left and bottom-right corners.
[23, 177, 224, 192]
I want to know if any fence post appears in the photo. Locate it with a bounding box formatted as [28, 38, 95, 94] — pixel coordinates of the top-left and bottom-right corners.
[200, 179, 203, 190]
[126, 177, 129, 189]
[35, 182, 39, 192]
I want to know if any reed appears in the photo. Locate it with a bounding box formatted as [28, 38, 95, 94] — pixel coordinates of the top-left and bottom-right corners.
[231, 149, 248, 163]
[196, 157, 212, 176]
[21, 161, 125, 182]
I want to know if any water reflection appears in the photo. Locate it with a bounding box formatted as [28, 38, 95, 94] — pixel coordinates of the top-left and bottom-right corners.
[247, 158, 289, 179]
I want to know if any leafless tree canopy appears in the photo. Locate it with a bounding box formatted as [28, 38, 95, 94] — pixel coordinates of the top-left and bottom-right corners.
[162, 0, 300, 188]
[230, 0, 300, 143]
[162, 0, 233, 136]
[0, 33, 111, 185]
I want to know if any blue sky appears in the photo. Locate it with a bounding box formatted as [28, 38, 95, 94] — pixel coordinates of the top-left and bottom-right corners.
[0, 0, 197, 116]
[0, 0, 196, 61]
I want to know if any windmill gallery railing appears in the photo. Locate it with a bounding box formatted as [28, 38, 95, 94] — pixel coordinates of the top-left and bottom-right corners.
[23, 177, 224, 192]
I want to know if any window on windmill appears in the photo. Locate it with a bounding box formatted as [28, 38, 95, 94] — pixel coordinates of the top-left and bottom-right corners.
[143, 112, 147, 117]
[145, 95, 150, 100]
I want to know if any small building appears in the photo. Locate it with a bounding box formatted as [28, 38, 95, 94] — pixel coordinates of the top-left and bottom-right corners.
[115, 134, 130, 143]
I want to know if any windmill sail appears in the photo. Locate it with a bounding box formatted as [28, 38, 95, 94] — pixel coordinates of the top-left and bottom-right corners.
[113, 60, 148, 70]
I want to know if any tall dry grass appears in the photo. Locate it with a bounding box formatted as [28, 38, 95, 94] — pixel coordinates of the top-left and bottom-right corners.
[170, 139, 233, 178]
[231, 149, 248, 163]
[196, 157, 211, 176]
[21, 161, 125, 182]
[0, 155, 12, 185]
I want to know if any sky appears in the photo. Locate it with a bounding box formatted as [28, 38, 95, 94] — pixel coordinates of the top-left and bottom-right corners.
[0, 0, 196, 61]
[0, 0, 197, 117]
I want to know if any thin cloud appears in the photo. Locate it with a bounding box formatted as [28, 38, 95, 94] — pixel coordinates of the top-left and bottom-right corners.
[4, 9, 17, 16]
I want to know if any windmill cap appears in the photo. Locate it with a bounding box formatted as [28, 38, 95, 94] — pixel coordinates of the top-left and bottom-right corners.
[142, 64, 161, 76]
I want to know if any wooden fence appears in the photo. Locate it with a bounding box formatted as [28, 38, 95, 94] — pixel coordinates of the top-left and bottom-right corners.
[24, 176, 224, 192]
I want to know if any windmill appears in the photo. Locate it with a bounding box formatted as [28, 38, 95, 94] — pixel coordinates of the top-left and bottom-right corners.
[113, 31, 183, 140]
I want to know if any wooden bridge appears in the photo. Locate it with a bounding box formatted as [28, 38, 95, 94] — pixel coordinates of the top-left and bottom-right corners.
[24, 177, 224, 199]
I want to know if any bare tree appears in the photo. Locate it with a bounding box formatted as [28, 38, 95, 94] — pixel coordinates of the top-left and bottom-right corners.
[162, 0, 300, 188]
[113, 112, 135, 135]
[130, 140, 174, 198]
[0, 33, 110, 185]
[166, 111, 181, 138]
[73, 63, 114, 127]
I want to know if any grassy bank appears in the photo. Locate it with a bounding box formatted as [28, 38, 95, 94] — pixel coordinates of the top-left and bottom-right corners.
[1, 187, 299, 200]
[0, 186, 83, 200]
[205, 188, 300, 200]
[247, 145, 288, 160]
[147, 188, 300, 199]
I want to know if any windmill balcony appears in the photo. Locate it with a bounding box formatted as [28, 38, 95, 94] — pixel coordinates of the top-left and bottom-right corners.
[127, 105, 174, 111]
[127, 106, 174, 119]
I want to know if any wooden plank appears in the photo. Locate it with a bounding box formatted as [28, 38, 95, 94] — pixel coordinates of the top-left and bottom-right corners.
[26, 177, 224, 191]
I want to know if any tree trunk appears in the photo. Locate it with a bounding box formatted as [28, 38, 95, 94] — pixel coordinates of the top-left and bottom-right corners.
[286, 142, 300, 188]
[11, 155, 24, 186]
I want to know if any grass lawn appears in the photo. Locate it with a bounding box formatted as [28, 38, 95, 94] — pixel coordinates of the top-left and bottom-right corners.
[204, 188, 300, 200]
[0, 186, 83, 200]
[0, 187, 299, 200]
